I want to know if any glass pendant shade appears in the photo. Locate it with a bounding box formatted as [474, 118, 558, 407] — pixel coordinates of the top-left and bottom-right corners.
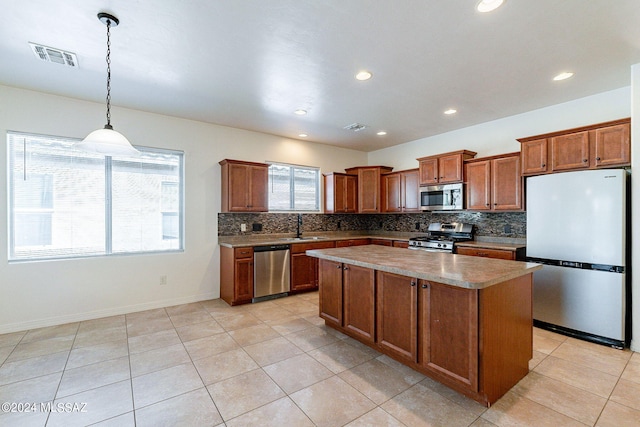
[77, 125, 139, 156]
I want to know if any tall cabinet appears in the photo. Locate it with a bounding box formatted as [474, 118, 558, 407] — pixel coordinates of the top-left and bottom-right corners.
[345, 166, 393, 213]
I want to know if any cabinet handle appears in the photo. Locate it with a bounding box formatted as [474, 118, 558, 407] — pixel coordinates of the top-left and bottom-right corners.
[596, 157, 601, 161]
[493, 203, 497, 206]
[541, 163, 546, 167]
[486, 203, 490, 207]
[583, 159, 588, 163]
[343, 266, 349, 270]
[336, 264, 342, 269]
[410, 281, 416, 287]
[421, 284, 428, 289]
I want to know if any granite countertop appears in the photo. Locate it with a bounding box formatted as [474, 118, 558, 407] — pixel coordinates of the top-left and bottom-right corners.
[217, 232, 422, 248]
[306, 245, 541, 290]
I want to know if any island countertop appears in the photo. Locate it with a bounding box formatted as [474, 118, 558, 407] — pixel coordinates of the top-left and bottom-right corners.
[306, 244, 542, 290]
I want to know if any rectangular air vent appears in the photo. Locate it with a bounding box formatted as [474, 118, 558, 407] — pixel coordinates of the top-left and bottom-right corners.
[29, 42, 78, 68]
[343, 123, 367, 132]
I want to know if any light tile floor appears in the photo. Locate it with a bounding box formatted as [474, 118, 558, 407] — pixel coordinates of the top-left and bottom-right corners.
[1, 292, 639, 426]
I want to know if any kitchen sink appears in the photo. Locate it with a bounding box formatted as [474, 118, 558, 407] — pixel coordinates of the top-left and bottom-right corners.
[279, 236, 328, 241]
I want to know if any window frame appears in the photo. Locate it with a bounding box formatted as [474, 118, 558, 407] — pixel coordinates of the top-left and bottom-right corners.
[7, 131, 185, 262]
[267, 161, 320, 212]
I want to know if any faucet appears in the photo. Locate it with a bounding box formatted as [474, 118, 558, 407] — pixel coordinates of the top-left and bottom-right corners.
[296, 213, 303, 238]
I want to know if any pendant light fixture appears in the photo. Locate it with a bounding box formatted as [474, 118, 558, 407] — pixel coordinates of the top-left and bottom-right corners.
[76, 12, 139, 156]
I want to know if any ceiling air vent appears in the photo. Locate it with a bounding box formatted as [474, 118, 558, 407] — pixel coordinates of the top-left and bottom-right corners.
[343, 123, 367, 132]
[29, 42, 78, 68]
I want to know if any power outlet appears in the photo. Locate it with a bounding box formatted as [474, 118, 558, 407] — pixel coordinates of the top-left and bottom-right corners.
[159, 275, 168, 286]
[240, 223, 247, 232]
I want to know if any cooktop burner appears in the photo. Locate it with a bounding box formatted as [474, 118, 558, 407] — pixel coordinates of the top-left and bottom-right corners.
[408, 222, 474, 252]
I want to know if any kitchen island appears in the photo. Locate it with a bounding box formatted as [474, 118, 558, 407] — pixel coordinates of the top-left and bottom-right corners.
[306, 245, 542, 406]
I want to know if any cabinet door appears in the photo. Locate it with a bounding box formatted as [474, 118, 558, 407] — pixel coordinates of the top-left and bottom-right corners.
[465, 161, 491, 210]
[419, 158, 438, 185]
[345, 174, 358, 213]
[382, 173, 402, 212]
[234, 257, 254, 303]
[343, 264, 376, 343]
[333, 174, 347, 212]
[335, 239, 370, 248]
[248, 165, 268, 211]
[376, 271, 417, 362]
[227, 163, 251, 211]
[291, 253, 318, 292]
[438, 154, 463, 183]
[492, 155, 522, 211]
[393, 240, 409, 248]
[402, 170, 420, 212]
[551, 131, 589, 171]
[319, 259, 343, 328]
[419, 281, 478, 390]
[456, 247, 515, 260]
[370, 239, 393, 246]
[358, 168, 381, 213]
[521, 139, 548, 175]
[595, 123, 630, 167]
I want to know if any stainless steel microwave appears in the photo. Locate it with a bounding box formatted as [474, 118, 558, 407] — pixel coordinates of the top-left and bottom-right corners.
[419, 182, 464, 211]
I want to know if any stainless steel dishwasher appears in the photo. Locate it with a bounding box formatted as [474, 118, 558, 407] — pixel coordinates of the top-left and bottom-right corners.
[253, 244, 291, 302]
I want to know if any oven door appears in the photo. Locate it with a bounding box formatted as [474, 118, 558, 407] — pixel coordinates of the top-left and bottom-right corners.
[419, 183, 463, 211]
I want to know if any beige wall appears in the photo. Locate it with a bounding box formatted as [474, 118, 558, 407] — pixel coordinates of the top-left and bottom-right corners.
[631, 63, 640, 352]
[0, 85, 367, 333]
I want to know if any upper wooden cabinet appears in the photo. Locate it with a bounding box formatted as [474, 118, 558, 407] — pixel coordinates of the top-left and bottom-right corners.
[324, 173, 358, 213]
[382, 169, 420, 213]
[518, 119, 630, 176]
[219, 159, 269, 212]
[345, 166, 393, 213]
[417, 150, 477, 185]
[465, 152, 522, 211]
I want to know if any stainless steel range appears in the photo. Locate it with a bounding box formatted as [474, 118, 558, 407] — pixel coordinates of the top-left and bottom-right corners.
[408, 222, 474, 253]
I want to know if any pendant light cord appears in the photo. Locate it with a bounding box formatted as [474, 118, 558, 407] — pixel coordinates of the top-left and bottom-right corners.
[105, 19, 112, 128]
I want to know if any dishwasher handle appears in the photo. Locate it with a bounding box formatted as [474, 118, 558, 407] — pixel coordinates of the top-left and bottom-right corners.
[253, 244, 290, 252]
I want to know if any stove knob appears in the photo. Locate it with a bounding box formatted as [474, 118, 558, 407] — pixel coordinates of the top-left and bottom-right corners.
[437, 243, 442, 248]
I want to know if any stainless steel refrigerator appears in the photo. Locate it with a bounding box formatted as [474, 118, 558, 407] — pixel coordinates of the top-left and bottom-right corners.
[526, 169, 628, 348]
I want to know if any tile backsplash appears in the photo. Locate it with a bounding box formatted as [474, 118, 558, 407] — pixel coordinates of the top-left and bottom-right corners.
[218, 211, 526, 238]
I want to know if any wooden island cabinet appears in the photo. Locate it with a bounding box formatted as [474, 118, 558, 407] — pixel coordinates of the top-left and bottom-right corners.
[310, 245, 541, 406]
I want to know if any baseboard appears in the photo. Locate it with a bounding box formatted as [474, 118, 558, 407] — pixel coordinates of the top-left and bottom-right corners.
[0, 292, 219, 335]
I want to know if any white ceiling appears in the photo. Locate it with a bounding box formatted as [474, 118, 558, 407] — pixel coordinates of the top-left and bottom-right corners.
[1, 1, 639, 152]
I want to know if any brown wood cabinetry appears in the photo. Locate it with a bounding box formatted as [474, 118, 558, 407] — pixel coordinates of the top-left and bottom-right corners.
[382, 169, 420, 212]
[318, 259, 376, 343]
[456, 245, 525, 261]
[290, 241, 335, 293]
[220, 246, 254, 305]
[417, 150, 477, 185]
[219, 159, 269, 212]
[393, 240, 409, 248]
[345, 166, 393, 213]
[465, 152, 522, 211]
[419, 280, 478, 391]
[323, 173, 358, 213]
[518, 119, 630, 176]
[335, 239, 370, 247]
[376, 271, 418, 363]
[370, 239, 392, 246]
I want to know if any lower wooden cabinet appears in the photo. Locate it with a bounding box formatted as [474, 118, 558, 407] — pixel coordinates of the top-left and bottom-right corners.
[376, 271, 418, 362]
[317, 260, 534, 406]
[456, 246, 524, 261]
[335, 238, 370, 247]
[220, 246, 254, 305]
[370, 238, 392, 246]
[290, 241, 335, 293]
[419, 280, 478, 390]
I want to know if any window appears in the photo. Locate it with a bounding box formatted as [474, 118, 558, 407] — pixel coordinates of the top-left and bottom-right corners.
[268, 162, 320, 211]
[7, 131, 184, 261]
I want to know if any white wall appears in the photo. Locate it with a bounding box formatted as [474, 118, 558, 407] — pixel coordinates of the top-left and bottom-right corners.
[0, 85, 367, 333]
[631, 64, 640, 352]
[368, 87, 631, 169]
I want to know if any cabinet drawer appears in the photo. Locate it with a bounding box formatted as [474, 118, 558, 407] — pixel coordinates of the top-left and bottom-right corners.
[290, 241, 336, 254]
[370, 239, 393, 246]
[234, 247, 254, 259]
[456, 247, 514, 260]
[336, 239, 371, 247]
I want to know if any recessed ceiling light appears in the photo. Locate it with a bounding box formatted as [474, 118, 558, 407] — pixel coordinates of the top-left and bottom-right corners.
[476, 0, 505, 13]
[377, 131, 387, 136]
[553, 72, 574, 81]
[355, 70, 372, 81]
[298, 133, 308, 138]
[294, 109, 307, 115]
[444, 108, 457, 115]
